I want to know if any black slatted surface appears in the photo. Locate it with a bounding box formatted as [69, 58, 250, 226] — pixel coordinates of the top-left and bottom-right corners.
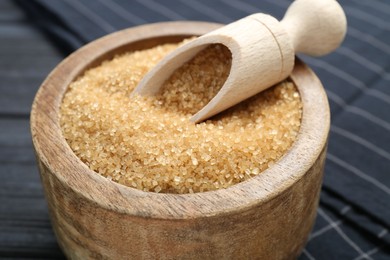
[2, 0, 390, 259]
[0, 0, 64, 258]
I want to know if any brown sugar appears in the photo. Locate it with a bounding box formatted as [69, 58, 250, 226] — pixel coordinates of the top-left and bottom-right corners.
[60, 41, 302, 194]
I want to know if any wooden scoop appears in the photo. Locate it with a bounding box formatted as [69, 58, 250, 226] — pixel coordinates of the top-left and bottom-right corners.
[133, 0, 347, 123]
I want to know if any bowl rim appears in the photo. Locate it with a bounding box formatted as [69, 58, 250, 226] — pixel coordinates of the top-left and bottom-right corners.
[31, 21, 330, 220]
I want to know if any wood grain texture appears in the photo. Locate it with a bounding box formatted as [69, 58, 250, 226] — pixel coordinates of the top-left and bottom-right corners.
[31, 22, 330, 259]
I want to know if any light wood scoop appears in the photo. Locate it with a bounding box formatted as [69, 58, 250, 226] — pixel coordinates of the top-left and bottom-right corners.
[133, 0, 347, 123]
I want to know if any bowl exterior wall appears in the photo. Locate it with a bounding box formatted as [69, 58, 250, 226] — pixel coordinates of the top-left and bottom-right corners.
[36, 147, 326, 260]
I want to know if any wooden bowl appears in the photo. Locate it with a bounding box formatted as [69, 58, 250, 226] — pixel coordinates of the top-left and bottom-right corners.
[31, 22, 329, 259]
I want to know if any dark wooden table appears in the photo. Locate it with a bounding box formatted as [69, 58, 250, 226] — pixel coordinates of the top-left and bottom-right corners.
[0, 0, 65, 258]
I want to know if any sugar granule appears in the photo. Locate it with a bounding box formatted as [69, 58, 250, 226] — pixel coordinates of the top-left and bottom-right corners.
[60, 42, 302, 194]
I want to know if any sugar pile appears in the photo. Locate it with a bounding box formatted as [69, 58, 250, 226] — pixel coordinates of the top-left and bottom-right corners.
[60, 41, 302, 194]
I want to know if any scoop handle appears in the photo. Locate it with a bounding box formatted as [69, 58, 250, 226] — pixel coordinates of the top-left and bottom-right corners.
[280, 0, 347, 57]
